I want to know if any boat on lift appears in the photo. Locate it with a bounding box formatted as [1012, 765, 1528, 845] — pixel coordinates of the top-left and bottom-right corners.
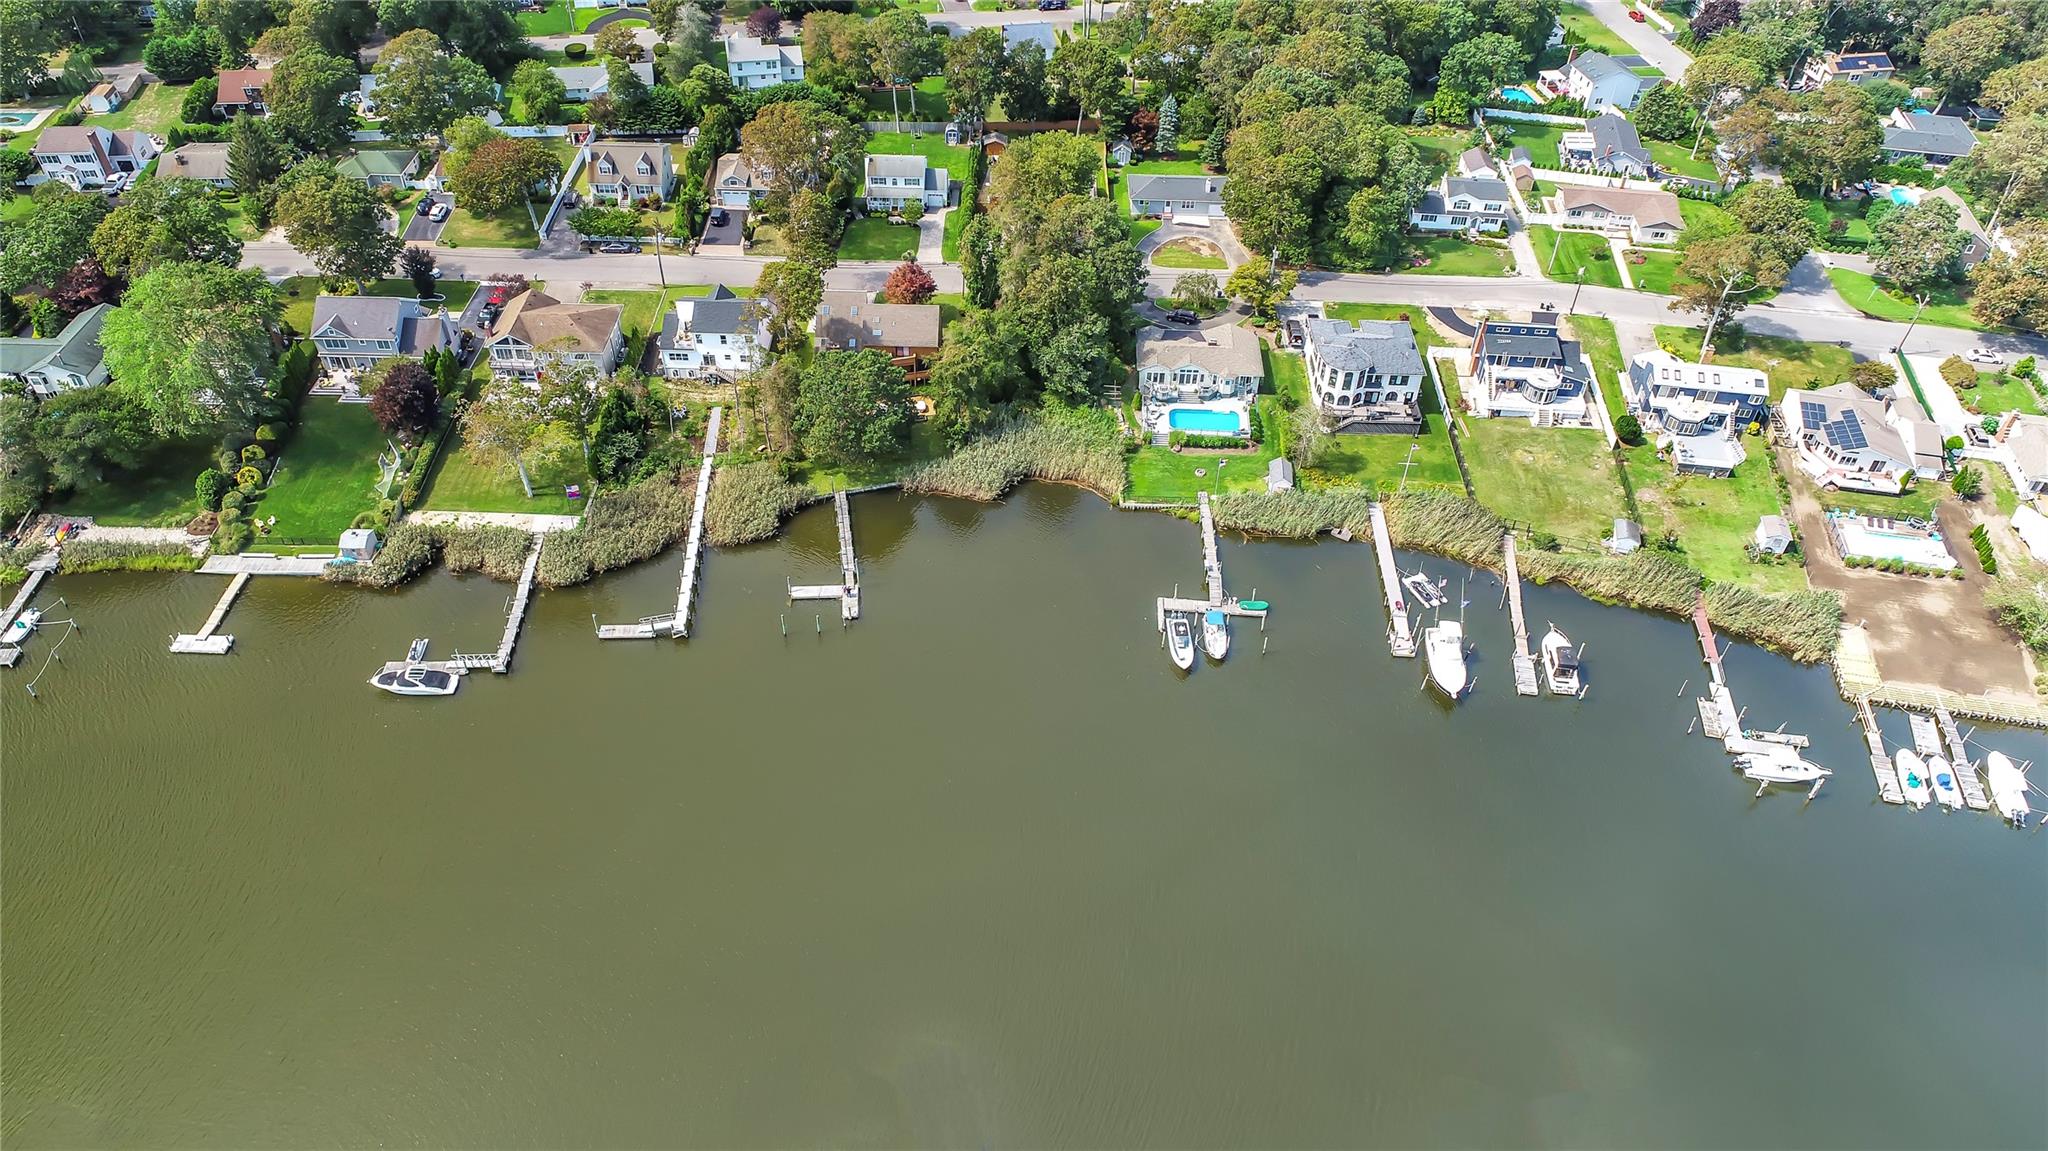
[1984, 752, 2032, 827]
[1424, 619, 1468, 698]
[368, 662, 461, 697]
[1166, 613, 1197, 671]
[1735, 747, 1830, 797]
[1927, 755, 1964, 810]
[1894, 749, 1933, 809]
[1202, 608, 1230, 661]
[5, 606, 41, 644]
[1539, 625, 1580, 696]
[1401, 572, 1445, 609]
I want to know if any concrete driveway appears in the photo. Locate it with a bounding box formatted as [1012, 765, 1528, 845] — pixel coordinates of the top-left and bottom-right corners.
[404, 194, 451, 242]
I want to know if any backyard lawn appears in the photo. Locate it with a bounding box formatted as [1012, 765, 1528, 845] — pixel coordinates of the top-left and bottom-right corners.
[1678, 197, 1737, 239]
[90, 81, 189, 134]
[1151, 237, 1228, 269]
[1460, 420, 1627, 543]
[1489, 120, 1569, 165]
[416, 427, 590, 516]
[1407, 235, 1513, 277]
[1529, 226, 1623, 289]
[1113, 170, 1161, 243]
[1806, 197, 1874, 247]
[865, 130, 974, 181]
[1403, 129, 1467, 175]
[863, 77, 949, 123]
[46, 437, 216, 527]
[1825, 268, 1985, 332]
[1645, 139, 1719, 181]
[1955, 370, 2042, 417]
[258, 400, 390, 542]
[1269, 319, 1465, 493]
[1814, 478, 1945, 522]
[794, 422, 946, 492]
[441, 200, 543, 248]
[515, 0, 571, 34]
[838, 216, 918, 262]
[1653, 325, 1856, 399]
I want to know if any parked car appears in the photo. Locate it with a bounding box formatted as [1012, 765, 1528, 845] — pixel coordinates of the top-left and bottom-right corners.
[1038, 0, 1068, 9]
[598, 241, 641, 253]
[709, 207, 729, 227]
[415, 198, 434, 215]
[1166, 309, 1199, 325]
[1966, 348, 2004, 367]
[1627, 8, 1646, 20]
[428, 202, 451, 222]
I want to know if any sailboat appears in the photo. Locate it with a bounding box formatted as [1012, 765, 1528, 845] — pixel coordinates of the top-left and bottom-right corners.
[1895, 749, 1933, 809]
[1424, 619, 1468, 698]
[1927, 755, 1964, 810]
[1202, 609, 1230, 661]
[1983, 751, 2032, 827]
[1166, 614, 1196, 671]
[1540, 625, 1580, 696]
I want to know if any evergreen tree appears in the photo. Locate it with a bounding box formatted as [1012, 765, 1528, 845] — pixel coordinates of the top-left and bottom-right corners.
[1156, 92, 1179, 156]
[1200, 128, 1226, 171]
[227, 113, 282, 195]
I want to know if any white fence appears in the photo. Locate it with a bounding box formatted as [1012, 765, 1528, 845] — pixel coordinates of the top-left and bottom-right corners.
[539, 146, 587, 238]
[1480, 108, 1588, 127]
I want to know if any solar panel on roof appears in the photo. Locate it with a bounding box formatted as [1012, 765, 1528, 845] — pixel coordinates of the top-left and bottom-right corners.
[1801, 400, 1826, 425]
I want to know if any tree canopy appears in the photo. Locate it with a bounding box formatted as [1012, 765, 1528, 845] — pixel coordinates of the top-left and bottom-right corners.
[91, 177, 243, 277]
[100, 263, 280, 435]
[794, 350, 913, 466]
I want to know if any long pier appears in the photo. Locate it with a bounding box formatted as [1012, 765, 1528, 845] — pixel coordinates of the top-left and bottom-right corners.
[1367, 502, 1415, 657]
[169, 572, 250, 655]
[671, 405, 722, 638]
[1198, 491, 1223, 606]
[788, 490, 859, 621]
[1503, 533, 1537, 696]
[487, 542, 540, 672]
[1935, 707, 1991, 810]
[1691, 596, 1723, 686]
[1857, 696, 1905, 804]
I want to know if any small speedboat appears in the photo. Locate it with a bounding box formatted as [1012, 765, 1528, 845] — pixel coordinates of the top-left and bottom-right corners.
[369, 663, 460, 696]
[1737, 748, 1830, 795]
[1202, 609, 1229, 661]
[1424, 619, 1467, 698]
[406, 637, 430, 662]
[1540, 625, 1580, 696]
[1402, 572, 1445, 609]
[1984, 752, 2032, 827]
[5, 607, 41, 643]
[1166, 614, 1196, 671]
[1927, 755, 1964, 810]
[1895, 749, 1933, 809]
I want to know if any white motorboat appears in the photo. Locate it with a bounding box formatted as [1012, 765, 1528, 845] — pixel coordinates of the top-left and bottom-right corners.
[368, 663, 461, 697]
[1927, 755, 1964, 810]
[1895, 749, 1933, 809]
[1737, 748, 1830, 796]
[1540, 625, 1580, 696]
[1202, 609, 1229, 661]
[1166, 614, 1196, 671]
[1424, 619, 1467, 698]
[5, 607, 41, 643]
[1983, 752, 2032, 827]
[1401, 572, 1445, 609]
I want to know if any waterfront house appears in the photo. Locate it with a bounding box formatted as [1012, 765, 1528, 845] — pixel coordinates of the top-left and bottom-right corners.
[31, 125, 156, 189]
[1755, 515, 1793, 555]
[590, 143, 674, 202]
[552, 61, 655, 102]
[485, 290, 625, 382]
[1779, 383, 1917, 495]
[1535, 51, 1650, 112]
[0, 304, 111, 397]
[1882, 109, 1978, 166]
[82, 72, 144, 114]
[336, 149, 420, 189]
[1556, 186, 1684, 245]
[864, 153, 949, 213]
[711, 153, 768, 208]
[212, 67, 271, 116]
[1625, 350, 1770, 476]
[1134, 324, 1264, 438]
[723, 35, 805, 90]
[658, 286, 769, 380]
[309, 295, 453, 373]
[1800, 50, 1894, 89]
[1991, 412, 2048, 497]
[1558, 114, 1654, 179]
[159, 142, 234, 188]
[1301, 317, 1425, 434]
[1408, 173, 1513, 233]
[1127, 173, 1227, 221]
[811, 292, 942, 381]
[1466, 317, 1594, 426]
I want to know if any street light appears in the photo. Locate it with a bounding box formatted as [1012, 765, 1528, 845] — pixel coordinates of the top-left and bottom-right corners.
[1569, 266, 1587, 314]
[1898, 293, 1930, 355]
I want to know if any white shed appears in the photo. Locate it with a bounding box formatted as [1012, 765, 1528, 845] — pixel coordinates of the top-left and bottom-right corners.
[339, 528, 381, 561]
[1754, 514, 1793, 555]
[1607, 518, 1643, 555]
[1266, 457, 1295, 492]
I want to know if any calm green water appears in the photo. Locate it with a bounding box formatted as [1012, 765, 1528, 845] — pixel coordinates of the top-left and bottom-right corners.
[4, 485, 2044, 1148]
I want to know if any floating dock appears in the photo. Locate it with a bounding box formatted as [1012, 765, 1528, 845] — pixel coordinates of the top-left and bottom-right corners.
[1367, 502, 1415, 658]
[787, 490, 859, 621]
[671, 405, 722, 638]
[169, 571, 250, 655]
[1909, 712, 1942, 758]
[1158, 596, 1268, 620]
[1503, 533, 1537, 696]
[1934, 707, 1990, 810]
[1857, 695, 1905, 804]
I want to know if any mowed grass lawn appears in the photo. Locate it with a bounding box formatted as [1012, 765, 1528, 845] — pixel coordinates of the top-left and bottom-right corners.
[278, 278, 479, 335]
[441, 199, 542, 248]
[1629, 248, 1684, 294]
[1286, 307, 1465, 493]
[259, 400, 389, 540]
[863, 77, 949, 123]
[417, 427, 589, 516]
[515, 0, 571, 33]
[1559, 6, 1635, 56]
[1408, 235, 1513, 276]
[1956, 369, 2041, 416]
[1459, 419, 1626, 543]
[865, 130, 973, 180]
[1806, 197, 1874, 247]
[1653, 325, 1856, 399]
[838, 216, 918, 261]
[1825, 268, 1985, 332]
[1530, 226, 1623, 289]
[47, 436, 217, 527]
[90, 81, 189, 134]
[1646, 138, 1719, 181]
[1151, 237, 1228, 269]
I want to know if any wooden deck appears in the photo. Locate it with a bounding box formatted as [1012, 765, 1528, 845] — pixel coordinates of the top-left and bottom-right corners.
[487, 543, 540, 673]
[0, 557, 55, 636]
[1198, 491, 1224, 607]
[1159, 596, 1267, 619]
[789, 490, 861, 621]
[1503, 533, 1537, 696]
[1934, 707, 1991, 810]
[1691, 595, 1722, 685]
[1368, 502, 1415, 658]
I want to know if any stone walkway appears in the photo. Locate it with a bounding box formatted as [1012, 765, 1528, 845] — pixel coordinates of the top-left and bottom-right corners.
[406, 510, 582, 533]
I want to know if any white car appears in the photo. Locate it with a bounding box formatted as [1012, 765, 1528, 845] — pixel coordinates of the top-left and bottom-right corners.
[1966, 348, 2004, 367]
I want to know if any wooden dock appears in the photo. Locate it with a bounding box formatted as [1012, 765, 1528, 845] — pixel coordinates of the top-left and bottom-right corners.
[1691, 595, 1723, 686]
[169, 571, 250, 655]
[0, 555, 56, 636]
[1367, 502, 1416, 658]
[1158, 596, 1268, 619]
[670, 405, 722, 638]
[1503, 533, 1537, 696]
[1934, 707, 1990, 810]
[1908, 713, 1941, 758]
[787, 490, 859, 621]
[0, 646, 21, 668]
[1857, 696, 1905, 804]
[1198, 492, 1224, 607]
[486, 542, 540, 673]
[597, 617, 668, 640]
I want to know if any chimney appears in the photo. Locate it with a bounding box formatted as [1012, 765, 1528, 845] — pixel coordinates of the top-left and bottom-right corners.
[1206, 178, 1216, 194]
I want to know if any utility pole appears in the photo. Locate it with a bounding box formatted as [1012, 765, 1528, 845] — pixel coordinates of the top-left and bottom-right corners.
[1984, 169, 2023, 241]
[1569, 266, 1587, 314]
[652, 218, 668, 292]
[1897, 293, 1929, 355]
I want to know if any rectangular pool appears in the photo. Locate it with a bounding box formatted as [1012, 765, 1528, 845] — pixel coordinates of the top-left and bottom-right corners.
[1499, 87, 1538, 105]
[1829, 512, 1957, 569]
[1167, 407, 1244, 434]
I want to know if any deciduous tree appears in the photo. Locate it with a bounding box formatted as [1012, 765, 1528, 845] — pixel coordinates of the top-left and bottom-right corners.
[1670, 234, 1788, 345]
[794, 349, 912, 466]
[100, 262, 280, 434]
[449, 136, 563, 215]
[275, 163, 403, 290]
[1725, 180, 1812, 266]
[91, 177, 242, 276]
[265, 47, 358, 152]
[868, 9, 941, 132]
[738, 100, 863, 212]
[1002, 40, 1051, 122]
[593, 21, 644, 63]
[1688, 0, 1740, 40]
[369, 359, 440, 436]
[0, 186, 108, 294]
[744, 4, 781, 40]
[1225, 254, 1297, 320]
[944, 27, 1007, 128]
[1920, 12, 2017, 101]
[1969, 223, 2048, 332]
[1870, 195, 1967, 292]
[748, 258, 825, 350]
[399, 246, 437, 299]
[508, 58, 567, 126]
[883, 260, 936, 305]
[800, 11, 869, 94]
[374, 28, 498, 143]
[0, 0, 60, 101]
[1437, 32, 1528, 98]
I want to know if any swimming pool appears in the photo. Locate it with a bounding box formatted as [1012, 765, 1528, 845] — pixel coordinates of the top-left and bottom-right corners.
[1828, 511, 1956, 569]
[1499, 87, 1538, 105]
[0, 111, 37, 128]
[1167, 406, 1245, 434]
[1888, 186, 1918, 206]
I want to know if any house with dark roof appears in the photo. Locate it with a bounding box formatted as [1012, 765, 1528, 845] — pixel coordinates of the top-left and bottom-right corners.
[1779, 383, 1916, 494]
[1800, 50, 1894, 89]
[485, 290, 625, 381]
[590, 143, 674, 202]
[658, 286, 769, 379]
[0, 304, 112, 397]
[1127, 172, 1227, 220]
[864, 153, 948, 212]
[1559, 113, 1653, 178]
[1882, 109, 1978, 165]
[213, 67, 272, 116]
[1300, 317, 1426, 434]
[1627, 350, 1769, 476]
[309, 295, 454, 373]
[1466, 316, 1594, 427]
[31, 125, 156, 189]
[711, 153, 767, 208]
[1409, 173, 1512, 232]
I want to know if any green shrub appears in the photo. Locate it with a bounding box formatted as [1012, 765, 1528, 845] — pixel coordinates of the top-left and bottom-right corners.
[195, 468, 228, 510]
[1614, 412, 1644, 445]
[1179, 433, 1248, 449]
[704, 460, 816, 547]
[211, 520, 254, 555]
[564, 41, 588, 58]
[240, 444, 266, 463]
[236, 465, 263, 487]
[217, 449, 239, 473]
[219, 490, 246, 512]
[57, 539, 200, 574]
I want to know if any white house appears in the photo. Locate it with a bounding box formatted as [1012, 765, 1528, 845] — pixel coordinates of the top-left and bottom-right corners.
[485, 289, 625, 382]
[589, 142, 674, 202]
[308, 295, 454, 373]
[1556, 185, 1684, 245]
[1408, 174, 1512, 233]
[863, 153, 948, 212]
[1800, 50, 1894, 89]
[82, 73, 143, 114]
[1455, 147, 1495, 179]
[723, 35, 804, 90]
[30, 125, 156, 189]
[1989, 411, 2048, 497]
[1465, 317, 1594, 427]
[1779, 383, 1919, 495]
[1127, 172, 1227, 220]
[1001, 21, 1056, 56]
[1536, 51, 1650, 112]
[657, 286, 769, 379]
[552, 61, 655, 102]
[0, 304, 111, 397]
[1300, 317, 1426, 434]
[159, 142, 234, 189]
[711, 152, 768, 208]
[1558, 113, 1654, 178]
[1625, 350, 1771, 476]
